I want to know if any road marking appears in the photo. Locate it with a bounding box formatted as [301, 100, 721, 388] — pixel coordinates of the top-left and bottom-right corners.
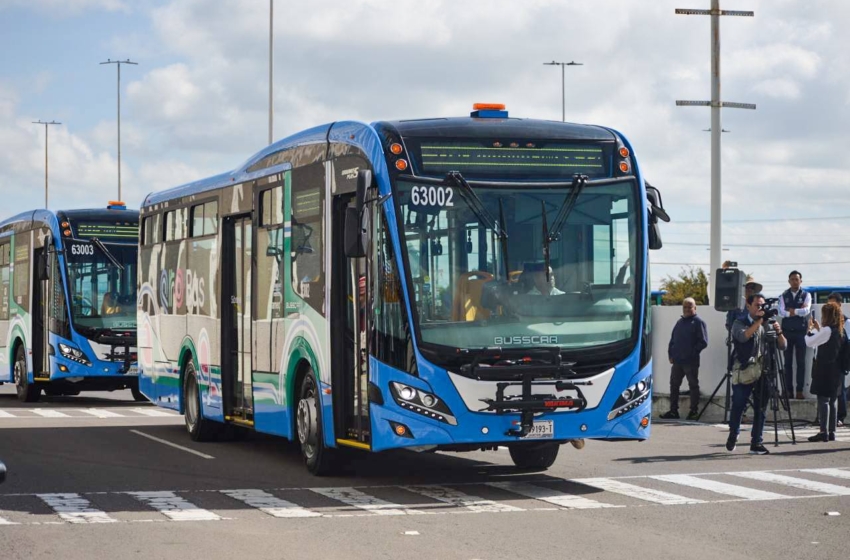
[126, 491, 221, 521]
[573, 477, 706, 505]
[729, 471, 850, 496]
[0, 410, 15, 418]
[487, 481, 617, 510]
[800, 468, 850, 481]
[408, 485, 524, 513]
[220, 489, 321, 518]
[309, 487, 423, 516]
[0, 516, 18, 525]
[651, 474, 788, 501]
[128, 407, 176, 417]
[129, 430, 215, 459]
[80, 408, 124, 418]
[37, 494, 118, 524]
[30, 409, 69, 418]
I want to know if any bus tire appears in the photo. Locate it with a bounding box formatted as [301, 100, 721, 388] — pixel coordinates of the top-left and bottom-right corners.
[508, 442, 560, 470]
[296, 371, 335, 476]
[13, 345, 40, 403]
[131, 385, 147, 402]
[183, 361, 217, 442]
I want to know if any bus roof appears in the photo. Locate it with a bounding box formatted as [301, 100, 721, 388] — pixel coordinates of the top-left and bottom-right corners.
[0, 208, 138, 235]
[143, 116, 621, 208]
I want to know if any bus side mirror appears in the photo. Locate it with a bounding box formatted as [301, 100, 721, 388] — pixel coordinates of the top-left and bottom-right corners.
[355, 169, 372, 216]
[37, 251, 50, 281]
[0, 460, 6, 485]
[645, 183, 669, 251]
[344, 207, 366, 258]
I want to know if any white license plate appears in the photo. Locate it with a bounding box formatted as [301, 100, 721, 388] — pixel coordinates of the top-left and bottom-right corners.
[127, 365, 139, 376]
[522, 420, 554, 440]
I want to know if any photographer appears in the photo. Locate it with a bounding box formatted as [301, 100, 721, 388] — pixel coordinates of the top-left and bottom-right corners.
[726, 294, 787, 455]
[805, 302, 846, 442]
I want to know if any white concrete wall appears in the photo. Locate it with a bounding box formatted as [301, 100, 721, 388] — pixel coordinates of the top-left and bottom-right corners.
[651, 305, 817, 397]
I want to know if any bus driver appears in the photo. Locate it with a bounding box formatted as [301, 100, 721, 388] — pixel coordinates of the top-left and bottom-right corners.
[525, 262, 565, 296]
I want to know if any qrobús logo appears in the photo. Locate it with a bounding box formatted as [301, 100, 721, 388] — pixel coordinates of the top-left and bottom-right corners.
[494, 335, 559, 346]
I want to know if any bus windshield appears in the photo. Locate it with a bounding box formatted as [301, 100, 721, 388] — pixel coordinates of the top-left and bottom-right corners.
[64, 239, 138, 332]
[395, 177, 639, 352]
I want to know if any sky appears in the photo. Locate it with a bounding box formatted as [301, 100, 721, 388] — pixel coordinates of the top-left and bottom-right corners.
[1, 0, 849, 295]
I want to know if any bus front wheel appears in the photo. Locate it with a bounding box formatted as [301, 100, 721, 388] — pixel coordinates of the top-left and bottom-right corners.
[13, 346, 40, 403]
[296, 371, 335, 476]
[183, 361, 217, 442]
[508, 442, 560, 470]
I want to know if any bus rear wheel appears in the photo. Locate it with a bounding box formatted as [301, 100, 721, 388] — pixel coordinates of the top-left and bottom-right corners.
[131, 385, 147, 402]
[508, 442, 560, 470]
[183, 361, 217, 442]
[13, 346, 40, 403]
[296, 371, 335, 476]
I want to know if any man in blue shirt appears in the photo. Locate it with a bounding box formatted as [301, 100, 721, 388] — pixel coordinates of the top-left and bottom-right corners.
[660, 298, 709, 420]
[779, 270, 812, 399]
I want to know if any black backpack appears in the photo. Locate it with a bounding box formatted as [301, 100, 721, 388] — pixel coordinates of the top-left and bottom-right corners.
[840, 335, 850, 374]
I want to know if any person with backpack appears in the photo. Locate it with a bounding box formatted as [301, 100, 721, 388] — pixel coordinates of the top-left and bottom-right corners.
[826, 292, 850, 426]
[805, 302, 847, 442]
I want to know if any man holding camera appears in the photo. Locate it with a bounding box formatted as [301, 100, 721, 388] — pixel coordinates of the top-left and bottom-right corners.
[726, 294, 787, 454]
[779, 270, 811, 399]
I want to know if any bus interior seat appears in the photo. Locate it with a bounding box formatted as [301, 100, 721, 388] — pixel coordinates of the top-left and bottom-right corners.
[452, 271, 494, 321]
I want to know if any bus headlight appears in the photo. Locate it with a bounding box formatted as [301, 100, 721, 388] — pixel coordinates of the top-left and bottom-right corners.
[608, 376, 652, 421]
[58, 343, 92, 366]
[390, 382, 457, 426]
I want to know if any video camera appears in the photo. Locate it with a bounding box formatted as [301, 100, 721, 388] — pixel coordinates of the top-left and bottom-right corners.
[759, 298, 780, 321]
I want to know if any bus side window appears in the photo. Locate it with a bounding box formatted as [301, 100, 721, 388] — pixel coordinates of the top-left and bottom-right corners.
[290, 163, 325, 316]
[13, 236, 30, 313]
[49, 248, 68, 335]
[0, 243, 9, 320]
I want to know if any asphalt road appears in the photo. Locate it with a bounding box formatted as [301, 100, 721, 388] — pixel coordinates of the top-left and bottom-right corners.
[1, 384, 849, 560]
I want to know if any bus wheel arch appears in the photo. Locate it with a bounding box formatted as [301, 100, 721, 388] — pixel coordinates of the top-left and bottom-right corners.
[182, 357, 217, 442]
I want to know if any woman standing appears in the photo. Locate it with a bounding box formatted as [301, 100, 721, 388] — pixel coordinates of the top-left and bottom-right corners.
[806, 302, 846, 442]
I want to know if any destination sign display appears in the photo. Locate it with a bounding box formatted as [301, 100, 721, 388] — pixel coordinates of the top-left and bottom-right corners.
[74, 222, 139, 240]
[415, 140, 608, 179]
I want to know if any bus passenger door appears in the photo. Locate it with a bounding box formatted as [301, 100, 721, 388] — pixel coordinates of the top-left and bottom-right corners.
[32, 244, 49, 378]
[222, 215, 254, 422]
[331, 194, 370, 445]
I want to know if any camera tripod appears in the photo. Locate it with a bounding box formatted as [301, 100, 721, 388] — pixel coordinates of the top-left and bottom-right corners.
[760, 326, 797, 446]
[696, 326, 734, 423]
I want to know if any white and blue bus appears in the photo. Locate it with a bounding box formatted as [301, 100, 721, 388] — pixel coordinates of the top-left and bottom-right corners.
[138, 104, 668, 474]
[0, 204, 141, 402]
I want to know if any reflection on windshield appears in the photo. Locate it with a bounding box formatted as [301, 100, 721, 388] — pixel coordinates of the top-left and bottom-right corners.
[65, 241, 137, 331]
[396, 179, 638, 350]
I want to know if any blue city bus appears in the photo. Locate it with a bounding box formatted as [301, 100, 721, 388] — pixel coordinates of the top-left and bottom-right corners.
[0, 204, 141, 402]
[138, 104, 668, 474]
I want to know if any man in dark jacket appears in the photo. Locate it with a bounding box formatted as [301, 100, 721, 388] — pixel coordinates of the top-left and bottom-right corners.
[661, 298, 709, 420]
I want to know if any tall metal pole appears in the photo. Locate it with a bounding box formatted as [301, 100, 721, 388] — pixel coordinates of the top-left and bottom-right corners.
[269, 0, 274, 145]
[543, 61, 583, 122]
[710, 0, 722, 284]
[100, 59, 138, 201]
[675, 3, 754, 300]
[32, 120, 62, 209]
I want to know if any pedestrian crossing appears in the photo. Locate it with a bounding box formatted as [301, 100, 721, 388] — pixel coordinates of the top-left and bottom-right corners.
[2, 467, 850, 527]
[0, 407, 179, 420]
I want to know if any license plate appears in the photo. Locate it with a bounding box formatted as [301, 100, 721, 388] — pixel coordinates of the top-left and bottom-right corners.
[127, 365, 139, 376]
[522, 420, 554, 440]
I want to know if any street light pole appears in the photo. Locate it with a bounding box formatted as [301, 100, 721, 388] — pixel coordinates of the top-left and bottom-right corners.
[32, 120, 62, 209]
[100, 58, 138, 202]
[543, 60, 583, 122]
[269, 0, 274, 145]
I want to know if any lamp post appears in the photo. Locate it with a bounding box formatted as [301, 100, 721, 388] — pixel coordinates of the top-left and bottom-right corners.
[543, 60, 583, 122]
[32, 120, 62, 209]
[269, 0, 274, 145]
[100, 58, 138, 202]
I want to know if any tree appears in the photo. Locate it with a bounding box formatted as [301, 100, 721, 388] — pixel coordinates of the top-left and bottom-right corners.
[659, 267, 708, 305]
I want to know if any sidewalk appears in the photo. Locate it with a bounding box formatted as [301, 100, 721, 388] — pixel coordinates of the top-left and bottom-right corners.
[653, 394, 823, 424]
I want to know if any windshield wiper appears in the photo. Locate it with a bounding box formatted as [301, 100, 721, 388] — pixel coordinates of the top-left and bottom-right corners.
[91, 237, 125, 271]
[445, 171, 510, 280]
[540, 174, 588, 282]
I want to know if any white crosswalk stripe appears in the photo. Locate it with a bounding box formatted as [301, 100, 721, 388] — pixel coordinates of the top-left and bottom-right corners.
[573, 477, 706, 505]
[220, 489, 321, 518]
[127, 408, 178, 417]
[729, 471, 850, 496]
[0, 407, 178, 419]
[126, 491, 221, 521]
[408, 485, 524, 513]
[650, 474, 789, 500]
[487, 481, 614, 510]
[37, 493, 118, 524]
[30, 409, 70, 418]
[0, 410, 15, 418]
[309, 487, 424, 516]
[2, 468, 850, 527]
[79, 408, 124, 418]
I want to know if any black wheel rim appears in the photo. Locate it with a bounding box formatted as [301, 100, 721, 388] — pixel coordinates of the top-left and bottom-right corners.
[297, 378, 318, 461]
[14, 352, 26, 397]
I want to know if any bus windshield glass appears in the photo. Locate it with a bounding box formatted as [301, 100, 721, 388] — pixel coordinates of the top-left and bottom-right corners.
[395, 177, 639, 352]
[65, 239, 138, 332]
